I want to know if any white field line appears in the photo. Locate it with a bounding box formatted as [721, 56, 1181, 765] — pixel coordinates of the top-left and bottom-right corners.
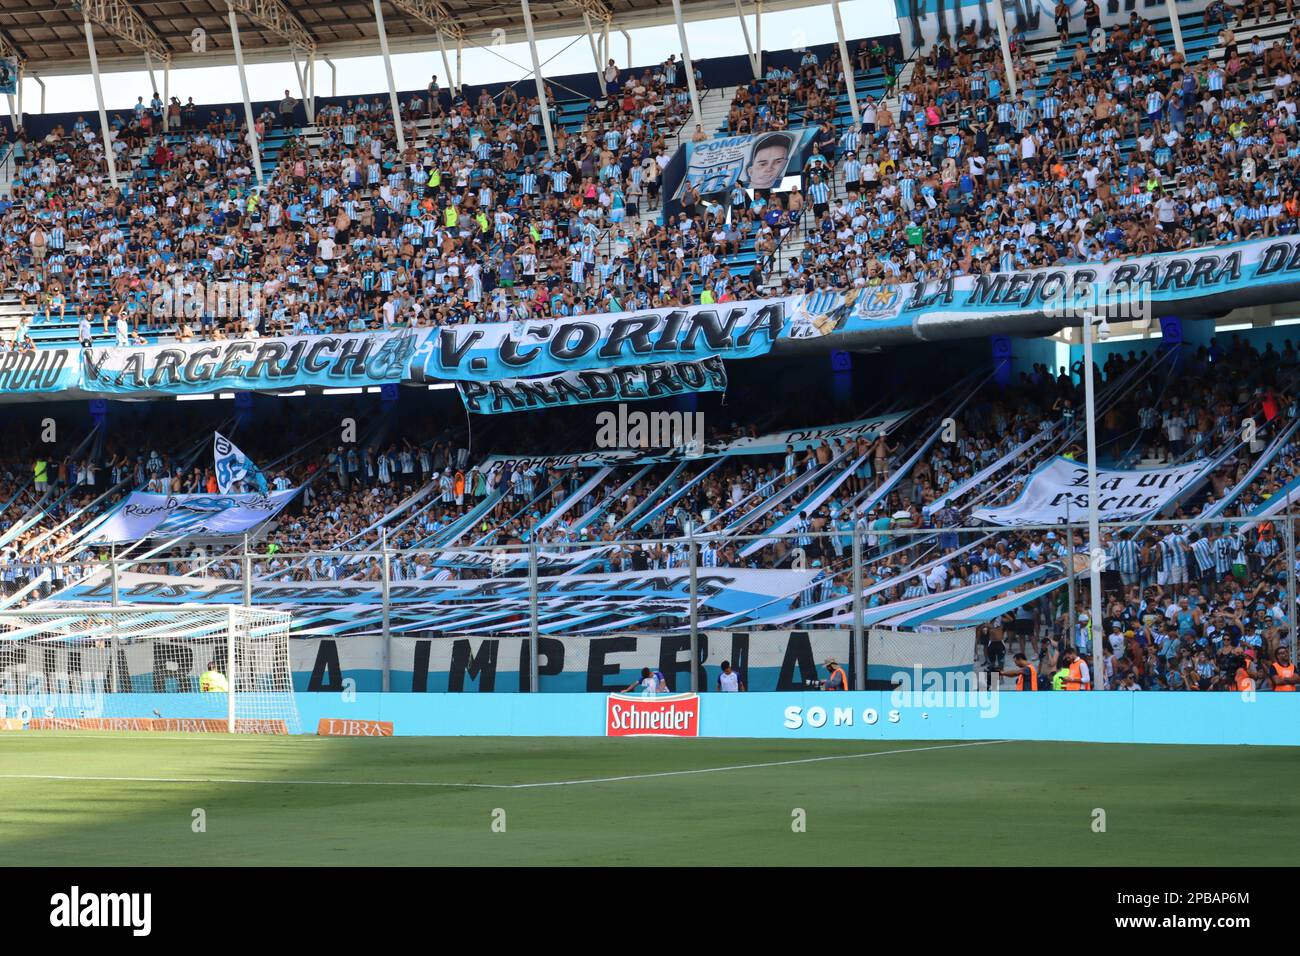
[0, 739, 1015, 791]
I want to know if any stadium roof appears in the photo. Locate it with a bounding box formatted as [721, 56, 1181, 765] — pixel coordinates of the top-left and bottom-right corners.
[0, 0, 817, 77]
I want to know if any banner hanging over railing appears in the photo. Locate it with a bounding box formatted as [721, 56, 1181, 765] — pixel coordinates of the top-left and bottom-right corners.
[279, 628, 973, 693]
[478, 410, 910, 470]
[86, 490, 300, 544]
[0, 346, 81, 394]
[416, 298, 786, 382]
[56, 567, 818, 637]
[971, 457, 1208, 526]
[0, 628, 971, 694]
[458, 356, 728, 415]
[8, 237, 1300, 400]
[81, 329, 421, 397]
[822, 237, 1300, 346]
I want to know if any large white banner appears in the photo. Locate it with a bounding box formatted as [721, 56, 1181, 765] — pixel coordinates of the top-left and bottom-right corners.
[971, 457, 1207, 526]
[87, 490, 300, 543]
[284, 628, 973, 692]
[286, 628, 971, 692]
[0, 629, 973, 696]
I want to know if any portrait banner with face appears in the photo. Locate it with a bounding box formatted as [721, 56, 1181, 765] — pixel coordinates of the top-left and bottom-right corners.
[672, 127, 819, 200]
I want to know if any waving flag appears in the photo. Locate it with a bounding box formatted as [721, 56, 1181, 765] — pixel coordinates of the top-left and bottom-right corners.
[214, 432, 267, 494]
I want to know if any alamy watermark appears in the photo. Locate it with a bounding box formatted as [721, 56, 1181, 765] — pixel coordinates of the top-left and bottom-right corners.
[50, 886, 151, 936]
[889, 665, 1000, 718]
[595, 404, 704, 455]
[1043, 280, 1153, 327]
[146, 276, 266, 321]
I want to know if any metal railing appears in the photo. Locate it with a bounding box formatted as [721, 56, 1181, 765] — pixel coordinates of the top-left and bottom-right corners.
[11, 513, 1297, 694]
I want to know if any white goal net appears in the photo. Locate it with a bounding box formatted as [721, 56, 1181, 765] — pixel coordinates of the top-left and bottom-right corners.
[0, 605, 300, 734]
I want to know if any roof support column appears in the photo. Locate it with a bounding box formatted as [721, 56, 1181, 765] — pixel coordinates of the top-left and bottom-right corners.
[371, 0, 407, 152]
[754, 1, 762, 77]
[520, 0, 556, 157]
[226, 0, 266, 188]
[83, 13, 119, 190]
[670, 0, 703, 131]
[830, 0, 859, 125]
[1165, 0, 1185, 55]
[991, 0, 1018, 99]
[9, 62, 22, 133]
[583, 12, 606, 95]
[734, 0, 759, 79]
[144, 51, 158, 100]
[435, 29, 455, 101]
[292, 46, 315, 124]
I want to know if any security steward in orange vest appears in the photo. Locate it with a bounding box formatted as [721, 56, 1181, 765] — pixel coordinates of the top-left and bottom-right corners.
[1270, 648, 1298, 691]
[1002, 652, 1039, 690]
[1061, 651, 1092, 691]
[822, 657, 848, 691]
[1235, 655, 1258, 693]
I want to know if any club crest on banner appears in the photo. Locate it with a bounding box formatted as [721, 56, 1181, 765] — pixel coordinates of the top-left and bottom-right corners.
[848, 285, 904, 321]
[787, 290, 848, 339]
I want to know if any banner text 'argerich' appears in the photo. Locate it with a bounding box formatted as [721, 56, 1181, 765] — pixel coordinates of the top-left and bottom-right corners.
[82, 329, 419, 396]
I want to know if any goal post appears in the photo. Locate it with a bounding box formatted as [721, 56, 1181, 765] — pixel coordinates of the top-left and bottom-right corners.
[0, 604, 300, 734]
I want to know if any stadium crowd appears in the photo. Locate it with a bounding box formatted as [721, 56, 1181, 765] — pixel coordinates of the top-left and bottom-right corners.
[772, 9, 1300, 295]
[1, 330, 1298, 691]
[0, 11, 1291, 358]
[0, 48, 745, 344]
[2, 17, 1300, 691]
[0, 8, 1280, 352]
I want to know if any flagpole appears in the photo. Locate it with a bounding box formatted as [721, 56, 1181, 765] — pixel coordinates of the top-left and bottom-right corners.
[1066, 497, 1077, 658]
[1287, 490, 1296, 659]
[1083, 313, 1105, 691]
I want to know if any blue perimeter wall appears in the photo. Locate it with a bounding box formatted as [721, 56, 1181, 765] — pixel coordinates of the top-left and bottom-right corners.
[43, 691, 1300, 746]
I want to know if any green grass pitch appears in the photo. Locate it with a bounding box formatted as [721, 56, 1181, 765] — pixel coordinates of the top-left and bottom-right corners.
[1, 732, 1296, 866]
